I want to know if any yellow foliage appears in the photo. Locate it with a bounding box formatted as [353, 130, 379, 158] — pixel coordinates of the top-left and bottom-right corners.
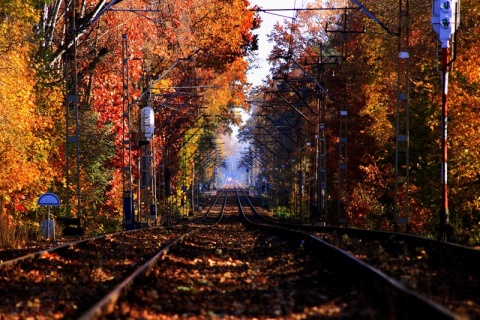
[151, 79, 174, 95]
[202, 57, 250, 120]
[0, 0, 53, 212]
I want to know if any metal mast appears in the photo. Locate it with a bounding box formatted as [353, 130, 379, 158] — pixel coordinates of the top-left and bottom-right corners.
[326, 7, 365, 225]
[312, 48, 335, 225]
[122, 34, 134, 230]
[394, 0, 410, 229]
[317, 63, 328, 224]
[65, 0, 81, 220]
[336, 7, 351, 226]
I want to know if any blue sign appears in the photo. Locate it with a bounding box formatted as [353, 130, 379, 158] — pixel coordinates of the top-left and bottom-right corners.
[37, 193, 61, 207]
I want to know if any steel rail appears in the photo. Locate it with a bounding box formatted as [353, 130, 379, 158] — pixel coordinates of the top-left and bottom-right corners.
[78, 189, 229, 319]
[234, 185, 459, 319]
[236, 186, 480, 267]
[0, 188, 227, 269]
[0, 234, 105, 270]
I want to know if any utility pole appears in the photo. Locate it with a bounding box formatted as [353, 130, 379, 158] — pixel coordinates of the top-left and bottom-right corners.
[64, 0, 82, 231]
[394, 0, 410, 231]
[326, 6, 365, 226]
[122, 34, 134, 230]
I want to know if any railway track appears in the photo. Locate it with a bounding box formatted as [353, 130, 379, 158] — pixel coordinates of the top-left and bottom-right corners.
[0, 190, 228, 319]
[237, 186, 478, 319]
[0, 187, 470, 319]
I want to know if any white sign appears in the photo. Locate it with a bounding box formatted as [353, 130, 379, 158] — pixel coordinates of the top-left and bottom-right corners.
[141, 106, 155, 140]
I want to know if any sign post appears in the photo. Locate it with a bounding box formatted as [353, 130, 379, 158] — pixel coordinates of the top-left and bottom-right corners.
[37, 193, 61, 240]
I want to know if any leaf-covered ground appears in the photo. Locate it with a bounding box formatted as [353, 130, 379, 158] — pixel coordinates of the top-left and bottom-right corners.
[317, 232, 478, 319]
[111, 218, 377, 319]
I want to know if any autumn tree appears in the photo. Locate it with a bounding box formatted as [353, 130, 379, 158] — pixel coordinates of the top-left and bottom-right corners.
[0, 0, 261, 241]
[44, 0, 258, 229]
[0, 0, 61, 246]
[351, 0, 479, 236]
[244, 0, 480, 241]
